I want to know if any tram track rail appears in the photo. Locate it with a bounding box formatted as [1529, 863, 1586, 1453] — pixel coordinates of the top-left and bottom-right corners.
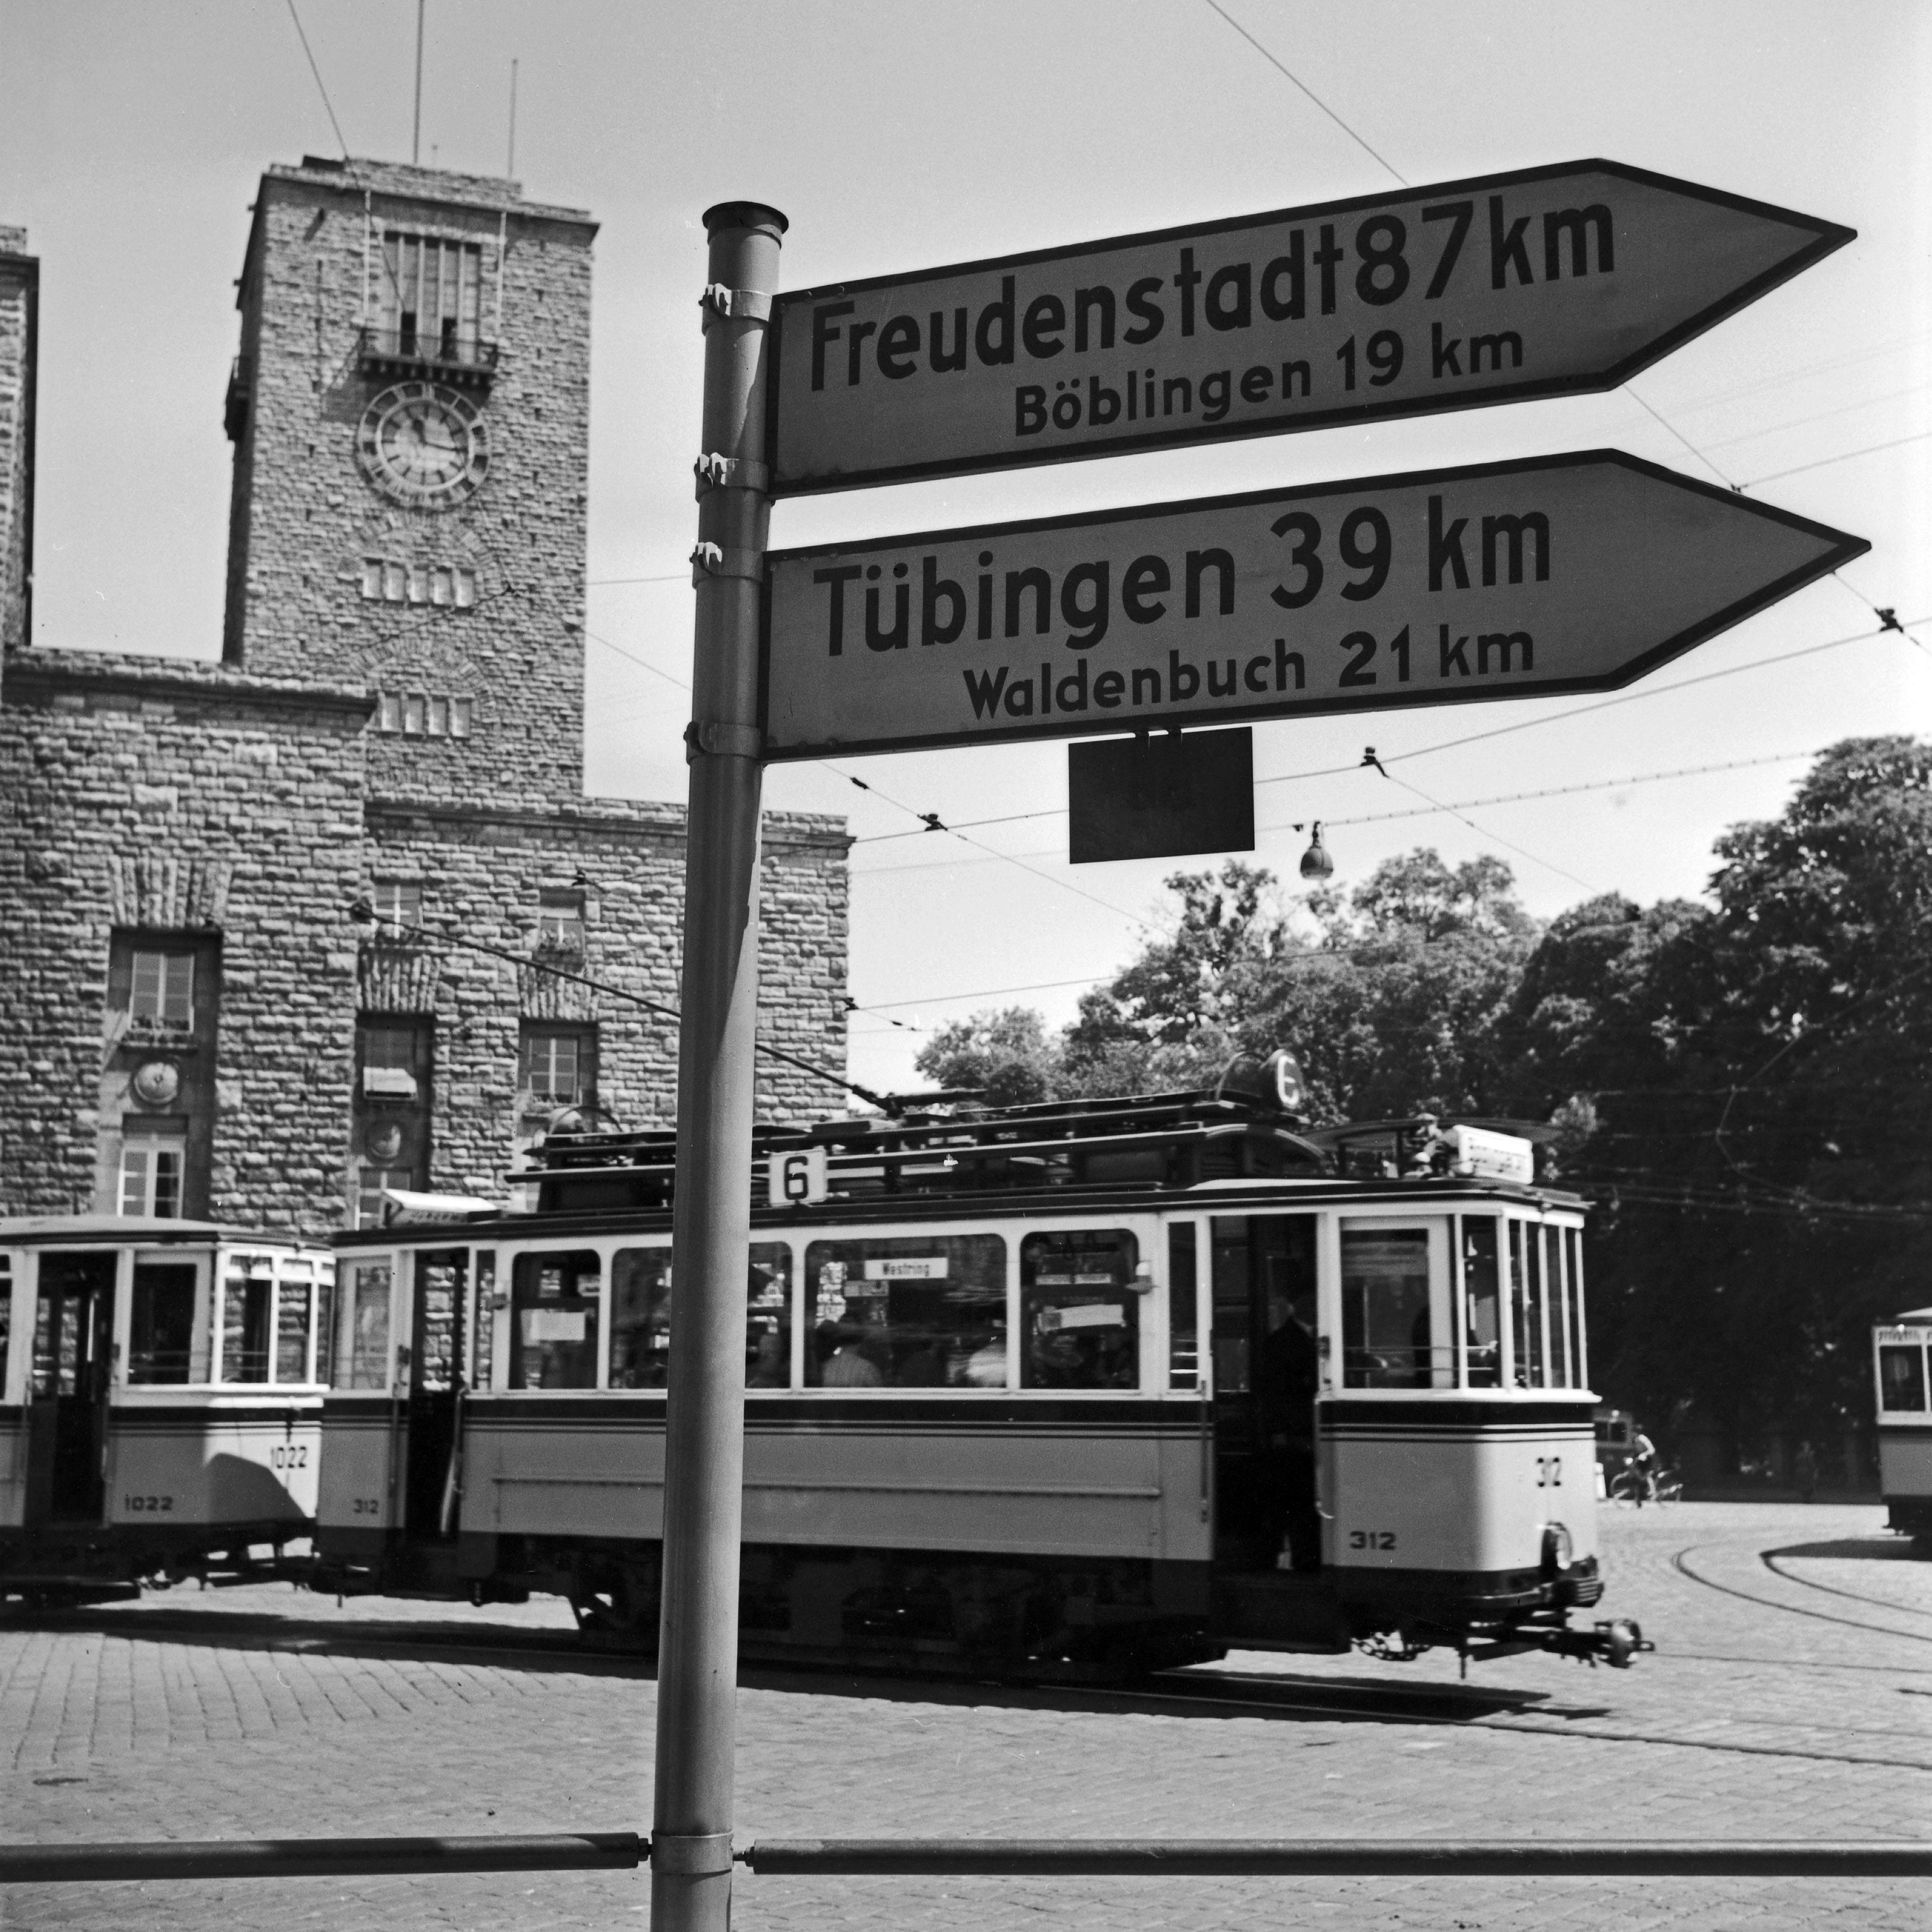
[1670, 1541, 1932, 1648]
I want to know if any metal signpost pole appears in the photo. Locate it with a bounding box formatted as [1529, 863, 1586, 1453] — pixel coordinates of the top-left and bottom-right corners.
[651, 198, 786, 1932]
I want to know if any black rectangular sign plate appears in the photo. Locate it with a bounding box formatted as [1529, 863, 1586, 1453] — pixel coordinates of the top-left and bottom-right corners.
[1067, 728, 1255, 865]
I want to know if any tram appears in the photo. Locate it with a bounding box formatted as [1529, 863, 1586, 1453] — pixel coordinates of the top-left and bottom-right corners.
[0, 1215, 334, 1605]
[1874, 1305, 1932, 1550]
[312, 1056, 1645, 1675]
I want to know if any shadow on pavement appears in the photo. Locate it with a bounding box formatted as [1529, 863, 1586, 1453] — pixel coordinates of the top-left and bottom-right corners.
[1766, 1536, 1927, 1563]
[0, 1600, 1603, 1727]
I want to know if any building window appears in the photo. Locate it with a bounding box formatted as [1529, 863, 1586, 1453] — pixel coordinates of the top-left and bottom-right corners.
[359, 558, 477, 608]
[520, 1023, 596, 1109]
[352, 1015, 432, 1225]
[130, 950, 194, 1029]
[374, 689, 471, 738]
[354, 1165, 415, 1229]
[370, 879, 423, 929]
[379, 234, 483, 364]
[537, 889, 585, 950]
[120, 1134, 186, 1218]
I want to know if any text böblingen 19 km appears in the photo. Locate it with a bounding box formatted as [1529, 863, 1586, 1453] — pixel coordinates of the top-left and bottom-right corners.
[768, 161, 1849, 490]
[758, 453, 1864, 759]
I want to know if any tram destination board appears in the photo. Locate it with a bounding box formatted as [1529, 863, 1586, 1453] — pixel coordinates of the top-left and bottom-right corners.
[760, 450, 1866, 761]
[767, 160, 1852, 493]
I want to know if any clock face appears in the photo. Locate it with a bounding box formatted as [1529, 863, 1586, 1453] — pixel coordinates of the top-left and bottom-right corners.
[356, 381, 489, 508]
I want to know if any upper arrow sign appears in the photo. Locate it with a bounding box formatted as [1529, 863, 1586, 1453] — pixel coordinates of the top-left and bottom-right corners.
[760, 451, 1867, 761]
[769, 160, 1853, 494]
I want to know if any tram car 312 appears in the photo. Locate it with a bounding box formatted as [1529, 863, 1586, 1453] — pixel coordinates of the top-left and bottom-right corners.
[312, 1055, 1646, 1676]
[1874, 1305, 1932, 1551]
[0, 1216, 334, 1606]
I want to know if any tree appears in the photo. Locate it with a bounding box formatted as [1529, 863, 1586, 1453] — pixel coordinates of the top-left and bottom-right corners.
[1060, 849, 1539, 1121]
[913, 1005, 1061, 1108]
[1497, 739, 1932, 1465]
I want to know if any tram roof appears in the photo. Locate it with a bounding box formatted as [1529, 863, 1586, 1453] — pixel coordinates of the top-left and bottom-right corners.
[0, 1213, 321, 1249]
[331, 1065, 1582, 1249]
[332, 1172, 1585, 1250]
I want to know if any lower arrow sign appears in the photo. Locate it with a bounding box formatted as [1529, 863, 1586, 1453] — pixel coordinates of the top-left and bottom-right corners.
[760, 451, 1867, 761]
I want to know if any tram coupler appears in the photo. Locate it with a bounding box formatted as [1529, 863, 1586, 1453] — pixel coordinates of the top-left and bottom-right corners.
[1467, 1616, 1649, 1670]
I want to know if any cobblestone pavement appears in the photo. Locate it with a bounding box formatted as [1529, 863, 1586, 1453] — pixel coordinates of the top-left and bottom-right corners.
[3, 1503, 1929, 1930]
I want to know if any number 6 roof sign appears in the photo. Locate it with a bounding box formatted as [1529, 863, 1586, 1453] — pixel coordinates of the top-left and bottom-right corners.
[767, 160, 1851, 493]
[758, 451, 1865, 761]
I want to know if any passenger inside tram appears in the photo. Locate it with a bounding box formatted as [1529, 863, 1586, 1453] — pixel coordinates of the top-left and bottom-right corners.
[805, 1234, 1007, 1389]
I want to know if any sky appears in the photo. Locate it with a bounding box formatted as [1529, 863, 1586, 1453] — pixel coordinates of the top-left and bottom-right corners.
[3, 0, 1927, 1099]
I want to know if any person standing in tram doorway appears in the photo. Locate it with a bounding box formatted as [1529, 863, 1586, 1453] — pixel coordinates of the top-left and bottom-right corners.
[1261, 1273, 1322, 1570]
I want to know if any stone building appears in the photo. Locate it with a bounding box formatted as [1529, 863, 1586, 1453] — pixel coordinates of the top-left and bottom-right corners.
[0, 224, 34, 653]
[0, 159, 849, 1236]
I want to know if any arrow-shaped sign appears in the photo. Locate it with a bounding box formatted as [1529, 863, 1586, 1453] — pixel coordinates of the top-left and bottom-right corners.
[769, 160, 1853, 493]
[761, 452, 1867, 760]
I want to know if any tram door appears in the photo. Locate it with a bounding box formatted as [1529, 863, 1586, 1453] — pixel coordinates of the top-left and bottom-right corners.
[25, 1253, 117, 1525]
[1211, 1216, 1321, 1572]
[403, 1250, 466, 1540]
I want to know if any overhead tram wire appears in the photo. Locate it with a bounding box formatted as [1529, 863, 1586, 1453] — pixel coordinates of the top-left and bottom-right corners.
[850, 733, 1889, 879]
[284, 0, 352, 156]
[1198, 2, 1408, 187]
[1357, 750, 1600, 894]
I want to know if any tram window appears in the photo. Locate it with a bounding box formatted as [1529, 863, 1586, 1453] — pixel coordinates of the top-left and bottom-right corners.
[342, 1261, 392, 1390]
[1530, 1236, 1561, 1391]
[1341, 1230, 1433, 1389]
[415, 1254, 465, 1393]
[314, 1271, 335, 1386]
[129, 1264, 198, 1384]
[1168, 1223, 1199, 1390]
[277, 1273, 314, 1384]
[804, 1234, 1006, 1390]
[510, 1250, 602, 1389]
[1020, 1231, 1140, 1392]
[1509, 1224, 1546, 1389]
[1879, 1345, 1929, 1412]
[221, 1259, 273, 1383]
[608, 1245, 793, 1390]
[1499, 1221, 1530, 1391]
[473, 1251, 497, 1389]
[1457, 1219, 1501, 1388]
[1563, 1229, 1587, 1390]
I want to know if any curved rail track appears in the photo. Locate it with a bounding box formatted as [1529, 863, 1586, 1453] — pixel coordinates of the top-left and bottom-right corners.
[1670, 1540, 1932, 1649]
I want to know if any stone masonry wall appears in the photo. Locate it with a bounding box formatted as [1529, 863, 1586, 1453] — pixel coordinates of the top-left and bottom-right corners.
[0, 228, 35, 654]
[224, 161, 594, 810]
[360, 800, 851, 1201]
[0, 655, 372, 1234]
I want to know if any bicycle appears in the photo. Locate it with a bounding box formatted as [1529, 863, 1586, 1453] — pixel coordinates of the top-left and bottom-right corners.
[1608, 1465, 1681, 1506]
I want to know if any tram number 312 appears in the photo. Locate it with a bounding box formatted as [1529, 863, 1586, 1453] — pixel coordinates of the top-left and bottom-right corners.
[1347, 1530, 1397, 1550]
[1536, 1457, 1565, 1487]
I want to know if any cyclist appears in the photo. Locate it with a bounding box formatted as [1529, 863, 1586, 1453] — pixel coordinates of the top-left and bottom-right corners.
[1629, 1427, 1660, 1504]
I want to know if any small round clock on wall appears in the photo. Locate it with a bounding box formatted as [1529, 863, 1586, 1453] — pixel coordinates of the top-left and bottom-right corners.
[356, 380, 490, 508]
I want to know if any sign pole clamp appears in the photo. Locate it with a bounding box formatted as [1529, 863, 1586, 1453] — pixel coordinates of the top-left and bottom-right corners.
[693, 453, 771, 499]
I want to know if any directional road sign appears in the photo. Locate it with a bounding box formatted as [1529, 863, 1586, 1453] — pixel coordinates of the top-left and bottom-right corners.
[760, 452, 1866, 760]
[768, 161, 1852, 493]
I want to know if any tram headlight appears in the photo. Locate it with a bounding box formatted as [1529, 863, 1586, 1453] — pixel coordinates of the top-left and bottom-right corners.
[1542, 1522, 1574, 1575]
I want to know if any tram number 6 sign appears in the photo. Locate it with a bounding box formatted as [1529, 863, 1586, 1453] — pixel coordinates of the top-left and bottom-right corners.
[767, 1147, 830, 1208]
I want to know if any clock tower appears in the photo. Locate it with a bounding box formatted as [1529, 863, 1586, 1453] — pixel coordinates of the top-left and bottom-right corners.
[222, 157, 595, 807]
